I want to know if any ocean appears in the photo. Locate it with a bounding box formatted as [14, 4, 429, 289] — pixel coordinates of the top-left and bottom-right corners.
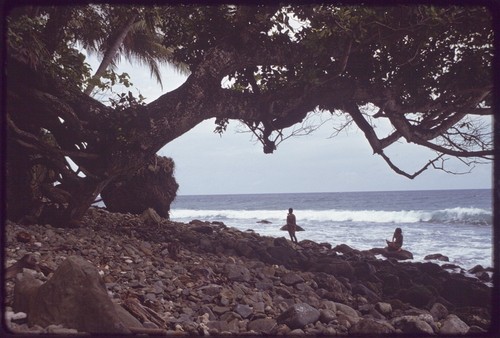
[170, 189, 493, 271]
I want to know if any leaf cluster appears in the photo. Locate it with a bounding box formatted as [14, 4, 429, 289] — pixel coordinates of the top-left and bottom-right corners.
[6, 3, 494, 181]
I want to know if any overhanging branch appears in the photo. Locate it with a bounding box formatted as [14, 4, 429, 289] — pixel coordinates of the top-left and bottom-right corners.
[379, 152, 444, 179]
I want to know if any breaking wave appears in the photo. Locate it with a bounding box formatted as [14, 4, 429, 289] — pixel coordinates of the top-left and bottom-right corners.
[170, 207, 492, 226]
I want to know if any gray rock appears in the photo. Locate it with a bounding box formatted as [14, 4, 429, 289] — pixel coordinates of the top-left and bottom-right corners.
[314, 274, 350, 303]
[266, 246, 297, 265]
[430, 302, 449, 321]
[273, 237, 290, 247]
[199, 306, 217, 321]
[255, 281, 273, 290]
[212, 305, 230, 315]
[319, 309, 336, 323]
[261, 265, 276, 278]
[335, 302, 359, 319]
[198, 284, 222, 296]
[375, 302, 392, 315]
[352, 283, 380, 302]
[5, 206, 493, 336]
[370, 247, 414, 260]
[440, 314, 469, 334]
[320, 300, 337, 312]
[424, 253, 450, 261]
[468, 264, 484, 273]
[17, 256, 130, 334]
[281, 272, 305, 286]
[277, 303, 320, 329]
[275, 286, 293, 299]
[224, 263, 251, 282]
[235, 239, 255, 258]
[192, 225, 214, 234]
[312, 259, 354, 278]
[13, 272, 43, 314]
[392, 316, 435, 334]
[350, 318, 395, 334]
[234, 304, 253, 319]
[247, 318, 277, 334]
[220, 311, 241, 322]
[253, 302, 266, 314]
[207, 319, 239, 333]
[398, 285, 434, 308]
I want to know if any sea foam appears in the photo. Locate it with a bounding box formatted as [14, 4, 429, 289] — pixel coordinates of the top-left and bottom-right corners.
[170, 207, 491, 225]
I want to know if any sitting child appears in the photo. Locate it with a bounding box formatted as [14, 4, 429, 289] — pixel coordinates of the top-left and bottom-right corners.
[386, 227, 403, 251]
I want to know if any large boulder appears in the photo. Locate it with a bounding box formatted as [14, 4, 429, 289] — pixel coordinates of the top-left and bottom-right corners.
[439, 314, 470, 334]
[370, 247, 414, 260]
[430, 302, 449, 321]
[101, 155, 178, 218]
[424, 253, 449, 261]
[13, 256, 131, 333]
[397, 285, 435, 308]
[441, 275, 491, 307]
[453, 306, 491, 330]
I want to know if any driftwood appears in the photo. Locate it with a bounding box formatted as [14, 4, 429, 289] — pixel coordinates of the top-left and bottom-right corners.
[5, 254, 45, 279]
[122, 298, 165, 328]
[128, 327, 168, 335]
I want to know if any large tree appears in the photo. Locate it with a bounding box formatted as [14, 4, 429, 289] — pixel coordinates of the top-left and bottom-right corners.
[5, 3, 495, 226]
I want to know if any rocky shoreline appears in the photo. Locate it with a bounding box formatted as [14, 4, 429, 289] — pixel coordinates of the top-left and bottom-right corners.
[3, 207, 494, 335]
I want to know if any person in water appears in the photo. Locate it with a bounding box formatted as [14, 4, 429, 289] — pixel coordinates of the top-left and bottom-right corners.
[386, 227, 403, 251]
[286, 208, 298, 244]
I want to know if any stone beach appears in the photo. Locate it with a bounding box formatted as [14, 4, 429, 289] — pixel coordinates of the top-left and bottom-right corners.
[3, 207, 493, 335]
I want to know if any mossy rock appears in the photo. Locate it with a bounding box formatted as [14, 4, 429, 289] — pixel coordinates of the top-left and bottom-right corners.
[101, 155, 178, 218]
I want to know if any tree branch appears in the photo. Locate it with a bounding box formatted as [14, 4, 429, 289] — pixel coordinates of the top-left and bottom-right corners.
[379, 152, 444, 179]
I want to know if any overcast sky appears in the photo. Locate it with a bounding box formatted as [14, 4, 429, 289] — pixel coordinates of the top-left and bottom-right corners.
[87, 58, 493, 196]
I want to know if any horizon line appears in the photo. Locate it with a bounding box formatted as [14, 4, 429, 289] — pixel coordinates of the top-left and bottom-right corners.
[176, 187, 492, 197]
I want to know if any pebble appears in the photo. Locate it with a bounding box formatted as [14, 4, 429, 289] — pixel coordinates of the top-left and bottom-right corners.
[3, 208, 493, 335]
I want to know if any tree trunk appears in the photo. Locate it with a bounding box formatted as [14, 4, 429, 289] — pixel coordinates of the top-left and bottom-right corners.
[84, 14, 138, 96]
[6, 35, 493, 226]
[61, 177, 113, 227]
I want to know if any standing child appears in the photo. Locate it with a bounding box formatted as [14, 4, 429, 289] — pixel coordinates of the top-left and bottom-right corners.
[286, 208, 298, 244]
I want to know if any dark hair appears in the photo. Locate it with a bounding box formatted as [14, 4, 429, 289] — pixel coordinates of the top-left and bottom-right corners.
[395, 228, 402, 234]
[289, 208, 293, 213]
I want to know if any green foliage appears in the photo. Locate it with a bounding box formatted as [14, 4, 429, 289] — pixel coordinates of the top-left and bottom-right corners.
[110, 90, 146, 112]
[7, 14, 48, 69]
[219, 5, 491, 114]
[6, 3, 493, 225]
[10, 4, 491, 111]
[7, 7, 92, 88]
[214, 118, 229, 135]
